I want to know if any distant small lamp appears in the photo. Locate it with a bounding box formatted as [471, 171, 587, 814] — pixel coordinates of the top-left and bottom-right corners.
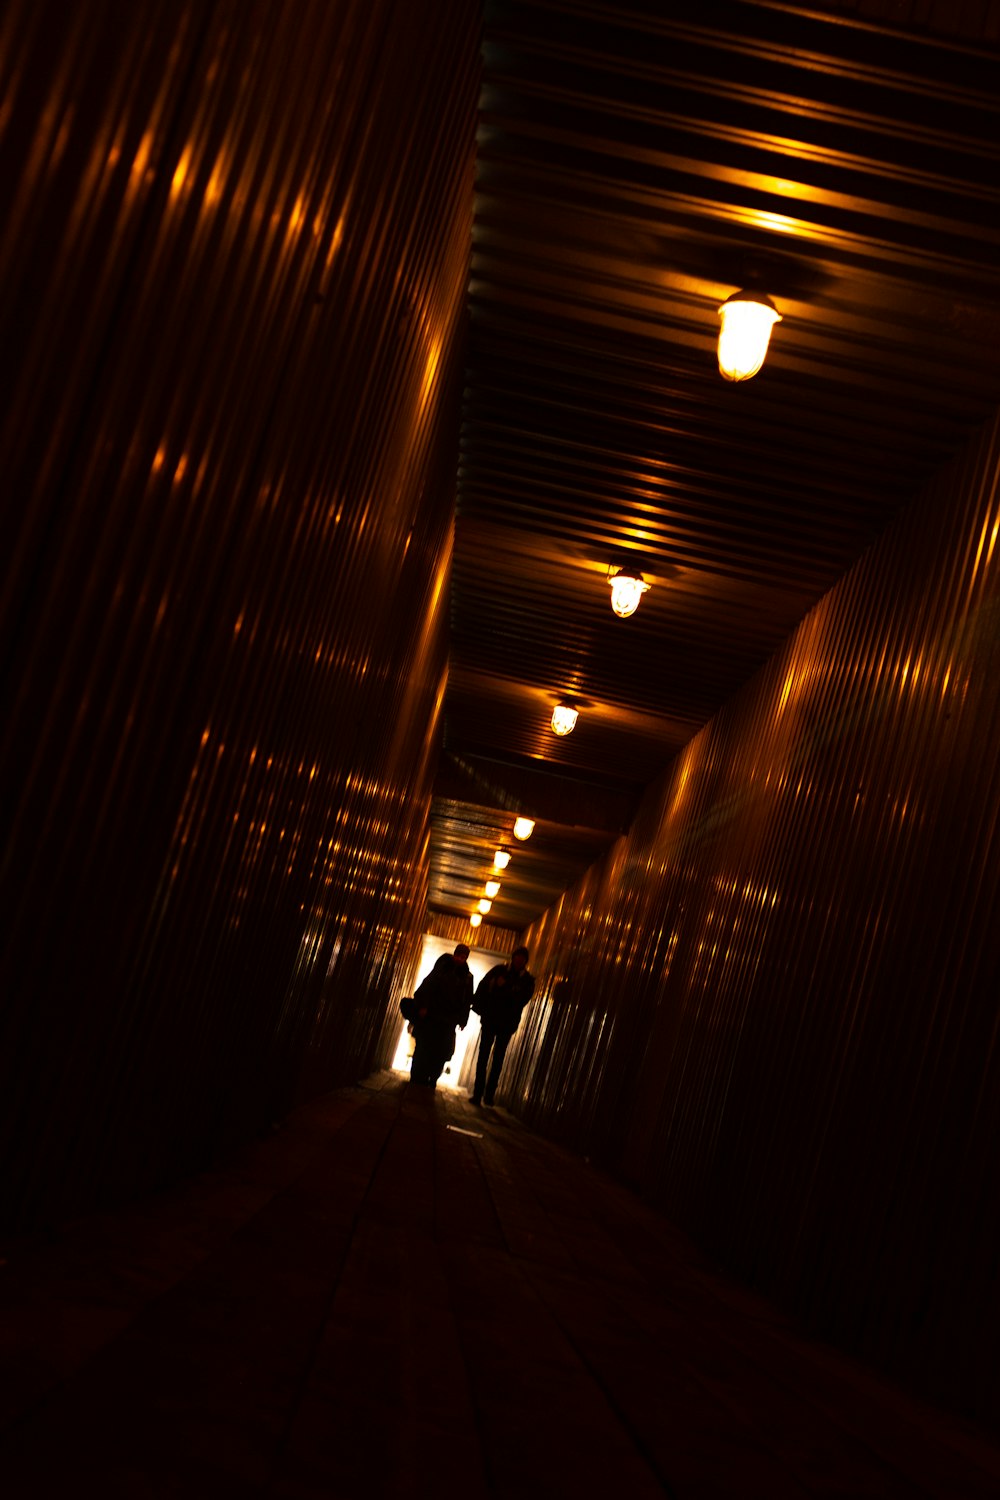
[484, 879, 501, 899]
[717, 291, 781, 382]
[469, 912, 483, 928]
[493, 848, 511, 870]
[478, 897, 492, 914]
[513, 817, 535, 841]
[550, 702, 579, 736]
[608, 567, 650, 618]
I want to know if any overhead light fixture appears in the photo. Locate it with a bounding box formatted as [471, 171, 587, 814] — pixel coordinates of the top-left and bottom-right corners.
[608, 566, 650, 619]
[478, 898, 492, 914]
[469, 912, 483, 928]
[550, 702, 579, 736]
[484, 879, 501, 899]
[512, 817, 534, 841]
[717, 290, 781, 382]
[493, 848, 511, 870]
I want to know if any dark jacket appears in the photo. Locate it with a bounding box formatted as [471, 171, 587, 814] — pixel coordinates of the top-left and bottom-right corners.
[474, 962, 534, 1036]
[413, 952, 473, 1031]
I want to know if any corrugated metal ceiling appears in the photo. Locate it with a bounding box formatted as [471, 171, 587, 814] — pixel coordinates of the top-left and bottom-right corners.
[430, 0, 1000, 929]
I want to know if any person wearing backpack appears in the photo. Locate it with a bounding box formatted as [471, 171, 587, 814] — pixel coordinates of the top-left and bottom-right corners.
[409, 944, 473, 1087]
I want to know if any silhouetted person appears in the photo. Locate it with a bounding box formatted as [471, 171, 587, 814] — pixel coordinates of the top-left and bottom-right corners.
[410, 944, 473, 1087]
[471, 945, 534, 1106]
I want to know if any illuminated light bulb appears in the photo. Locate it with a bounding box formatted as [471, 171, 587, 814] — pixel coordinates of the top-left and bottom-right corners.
[608, 568, 650, 618]
[485, 879, 501, 899]
[469, 912, 483, 928]
[478, 898, 492, 914]
[550, 702, 579, 736]
[717, 291, 781, 382]
[493, 848, 511, 870]
[513, 818, 534, 841]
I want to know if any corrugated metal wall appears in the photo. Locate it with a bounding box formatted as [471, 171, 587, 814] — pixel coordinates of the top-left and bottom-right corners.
[424, 911, 518, 955]
[0, 0, 480, 1229]
[508, 411, 1000, 1425]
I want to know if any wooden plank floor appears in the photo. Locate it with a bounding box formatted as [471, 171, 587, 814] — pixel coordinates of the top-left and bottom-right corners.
[2, 1074, 999, 1498]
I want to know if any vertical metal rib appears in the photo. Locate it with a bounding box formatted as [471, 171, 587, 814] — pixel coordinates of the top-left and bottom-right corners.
[509, 412, 1000, 1424]
[0, 0, 480, 1226]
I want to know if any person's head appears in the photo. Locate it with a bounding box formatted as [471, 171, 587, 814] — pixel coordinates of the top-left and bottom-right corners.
[453, 944, 470, 964]
[511, 945, 529, 970]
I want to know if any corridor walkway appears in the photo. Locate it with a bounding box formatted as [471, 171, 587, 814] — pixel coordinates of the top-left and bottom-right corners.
[1, 1074, 998, 1498]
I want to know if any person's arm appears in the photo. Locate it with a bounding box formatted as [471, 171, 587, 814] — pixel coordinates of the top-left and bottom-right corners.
[475, 965, 503, 999]
[414, 964, 442, 1017]
[510, 972, 534, 1028]
[472, 965, 500, 1016]
[458, 974, 473, 1028]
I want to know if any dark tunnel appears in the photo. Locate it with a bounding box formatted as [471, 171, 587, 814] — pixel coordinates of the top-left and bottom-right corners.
[2, 0, 1000, 1493]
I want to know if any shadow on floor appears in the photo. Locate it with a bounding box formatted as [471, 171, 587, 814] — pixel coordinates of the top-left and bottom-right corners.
[1, 1073, 998, 1498]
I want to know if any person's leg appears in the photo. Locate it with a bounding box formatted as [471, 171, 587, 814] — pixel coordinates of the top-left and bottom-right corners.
[473, 1026, 495, 1102]
[484, 1030, 511, 1104]
[430, 1029, 453, 1085]
[410, 1028, 433, 1085]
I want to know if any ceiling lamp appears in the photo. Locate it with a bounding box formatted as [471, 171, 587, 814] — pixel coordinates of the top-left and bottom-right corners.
[717, 291, 781, 382]
[478, 897, 492, 914]
[493, 848, 511, 870]
[550, 702, 579, 736]
[484, 879, 501, 899]
[608, 567, 650, 618]
[469, 912, 483, 928]
[513, 817, 534, 841]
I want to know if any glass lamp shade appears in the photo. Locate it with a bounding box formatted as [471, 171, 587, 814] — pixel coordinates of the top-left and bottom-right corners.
[550, 703, 579, 736]
[717, 292, 781, 382]
[512, 818, 535, 841]
[477, 898, 492, 914]
[484, 879, 501, 899]
[469, 912, 483, 928]
[609, 570, 650, 618]
[493, 848, 511, 870]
